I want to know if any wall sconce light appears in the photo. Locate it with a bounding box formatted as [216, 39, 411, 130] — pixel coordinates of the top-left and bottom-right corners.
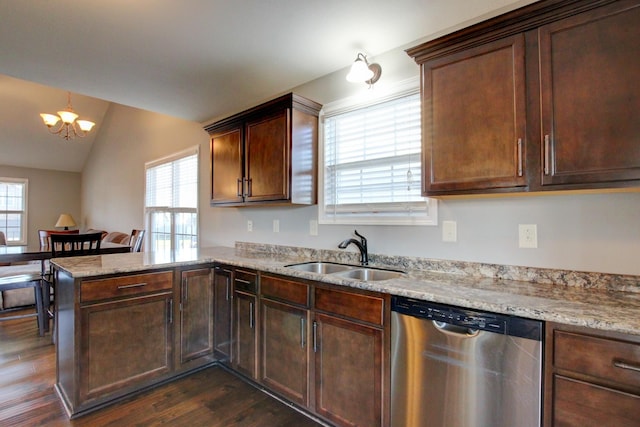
[346, 52, 382, 87]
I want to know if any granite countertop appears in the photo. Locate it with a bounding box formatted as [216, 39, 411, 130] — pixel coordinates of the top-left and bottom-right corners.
[51, 243, 640, 337]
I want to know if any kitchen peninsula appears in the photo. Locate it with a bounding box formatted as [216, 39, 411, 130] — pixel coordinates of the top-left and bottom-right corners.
[51, 244, 640, 425]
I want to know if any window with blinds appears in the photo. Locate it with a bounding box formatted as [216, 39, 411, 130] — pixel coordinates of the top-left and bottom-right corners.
[144, 147, 198, 252]
[0, 177, 28, 244]
[320, 85, 436, 225]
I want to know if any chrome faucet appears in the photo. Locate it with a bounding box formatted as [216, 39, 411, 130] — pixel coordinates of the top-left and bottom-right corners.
[338, 230, 368, 266]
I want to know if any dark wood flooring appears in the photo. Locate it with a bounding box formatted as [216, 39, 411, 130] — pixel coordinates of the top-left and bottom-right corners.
[0, 309, 325, 427]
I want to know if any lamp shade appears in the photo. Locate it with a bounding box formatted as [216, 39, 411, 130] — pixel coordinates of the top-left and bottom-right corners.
[346, 57, 374, 82]
[55, 213, 77, 230]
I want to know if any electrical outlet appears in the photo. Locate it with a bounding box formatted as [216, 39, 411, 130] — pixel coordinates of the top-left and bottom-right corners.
[518, 224, 538, 248]
[247, 220, 253, 232]
[442, 220, 457, 242]
[273, 219, 280, 233]
[309, 220, 318, 236]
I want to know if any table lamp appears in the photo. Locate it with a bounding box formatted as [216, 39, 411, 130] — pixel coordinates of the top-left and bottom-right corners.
[55, 214, 77, 230]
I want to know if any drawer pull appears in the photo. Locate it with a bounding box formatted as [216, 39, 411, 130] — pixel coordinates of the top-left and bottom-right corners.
[613, 359, 640, 373]
[235, 279, 251, 285]
[117, 282, 147, 290]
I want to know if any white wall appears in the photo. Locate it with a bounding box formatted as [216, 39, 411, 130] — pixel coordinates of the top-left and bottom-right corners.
[81, 33, 640, 277]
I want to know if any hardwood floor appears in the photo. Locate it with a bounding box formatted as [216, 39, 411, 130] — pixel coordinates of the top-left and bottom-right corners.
[0, 310, 325, 427]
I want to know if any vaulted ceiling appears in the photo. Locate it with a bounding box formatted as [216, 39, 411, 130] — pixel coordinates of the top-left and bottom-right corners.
[0, 0, 535, 172]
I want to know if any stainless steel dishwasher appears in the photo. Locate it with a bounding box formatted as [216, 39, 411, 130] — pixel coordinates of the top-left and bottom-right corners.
[391, 296, 543, 427]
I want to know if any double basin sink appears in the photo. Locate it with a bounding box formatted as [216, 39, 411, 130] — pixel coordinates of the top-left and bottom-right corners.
[285, 261, 406, 282]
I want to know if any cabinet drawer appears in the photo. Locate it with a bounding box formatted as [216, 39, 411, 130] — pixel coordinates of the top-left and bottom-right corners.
[554, 330, 640, 390]
[553, 375, 640, 426]
[261, 274, 308, 306]
[234, 269, 257, 294]
[315, 287, 384, 326]
[81, 271, 173, 303]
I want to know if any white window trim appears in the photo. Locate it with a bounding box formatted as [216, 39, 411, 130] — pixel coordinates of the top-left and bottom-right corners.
[0, 177, 28, 245]
[318, 77, 437, 226]
[144, 146, 200, 251]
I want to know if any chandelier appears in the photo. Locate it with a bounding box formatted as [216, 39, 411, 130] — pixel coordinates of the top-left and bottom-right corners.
[40, 92, 96, 140]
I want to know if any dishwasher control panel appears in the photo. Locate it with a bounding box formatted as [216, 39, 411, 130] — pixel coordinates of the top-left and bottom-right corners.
[391, 296, 541, 340]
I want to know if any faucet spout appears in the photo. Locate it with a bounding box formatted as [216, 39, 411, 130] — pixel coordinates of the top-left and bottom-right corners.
[338, 230, 368, 265]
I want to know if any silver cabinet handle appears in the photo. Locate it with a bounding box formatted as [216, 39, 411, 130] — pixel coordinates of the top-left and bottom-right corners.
[247, 178, 253, 197]
[544, 134, 550, 175]
[300, 317, 306, 348]
[249, 302, 254, 329]
[517, 138, 523, 177]
[117, 282, 147, 290]
[313, 321, 318, 353]
[235, 279, 251, 285]
[168, 298, 173, 324]
[237, 178, 243, 197]
[225, 280, 230, 301]
[182, 277, 188, 302]
[613, 359, 640, 373]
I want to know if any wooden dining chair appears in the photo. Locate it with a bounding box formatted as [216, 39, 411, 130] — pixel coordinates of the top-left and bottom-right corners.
[129, 229, 145, 252]
[38, 229, 79, 251]
[50, 232, 103, 257]
[45, 232, 103, 336]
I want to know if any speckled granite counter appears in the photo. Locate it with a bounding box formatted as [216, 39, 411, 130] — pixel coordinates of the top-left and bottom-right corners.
[51, 242, 640, 336]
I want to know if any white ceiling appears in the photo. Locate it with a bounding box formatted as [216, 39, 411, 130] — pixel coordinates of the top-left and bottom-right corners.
[0, 0, 535, 172]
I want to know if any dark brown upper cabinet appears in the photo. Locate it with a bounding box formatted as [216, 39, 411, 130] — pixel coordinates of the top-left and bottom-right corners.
[407, 0, 640, 196]
[205, 93, 321, 206]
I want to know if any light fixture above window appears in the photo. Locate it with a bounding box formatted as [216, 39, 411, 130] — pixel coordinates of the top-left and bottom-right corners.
[346, 52, 382, 87]
[40, 92, 96, 140]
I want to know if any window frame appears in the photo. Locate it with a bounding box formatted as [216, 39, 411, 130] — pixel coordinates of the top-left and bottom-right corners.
[144, 146, 199, 252]
[0, 177, 28, 245]
[319, 78, 437, 226]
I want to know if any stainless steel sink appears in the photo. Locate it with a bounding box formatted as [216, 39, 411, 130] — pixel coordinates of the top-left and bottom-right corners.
[285, 262, 405, 281]
[285, 261, 354, 274]
[333, 268, 405, 282]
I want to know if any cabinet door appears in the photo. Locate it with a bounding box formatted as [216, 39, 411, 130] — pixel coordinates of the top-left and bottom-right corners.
[210, 126, 244, 204]
[179, 268, 213, 366]
[233, 290, 257, 379]
[422, 34, 527, 194]
[314, 313, 384, 427]
[213, 266, 232, 362]
[539, 1, 640, 187]
[80, 292, 173, 402]
[245, 110, 290, 202]
[260, 298, 309, 406]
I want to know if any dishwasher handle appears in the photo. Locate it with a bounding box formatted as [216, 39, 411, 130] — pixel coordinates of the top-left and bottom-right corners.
[433, 320, 480, 337]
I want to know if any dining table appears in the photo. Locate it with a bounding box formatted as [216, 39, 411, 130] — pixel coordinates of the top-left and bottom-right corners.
[0, 241, 132, 265]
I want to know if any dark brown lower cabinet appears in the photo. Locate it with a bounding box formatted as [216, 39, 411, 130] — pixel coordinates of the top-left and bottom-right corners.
[260, 298, 310, 407]
[545, 322, 640, 427]
[80, 292, 173, 402]
[257, 273, 390, 427]
[233, 290, 257, 379]
[213, 265, 232, 362]
[314, 313, 383, 427]
[56, 269, 176, 416]
[178, 267, 214, 369]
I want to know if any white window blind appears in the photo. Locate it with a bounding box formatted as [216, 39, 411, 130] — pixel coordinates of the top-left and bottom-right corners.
[320, 84, 436, 225]
[145, 147, 198, 252]
[0, 178, 28, 245]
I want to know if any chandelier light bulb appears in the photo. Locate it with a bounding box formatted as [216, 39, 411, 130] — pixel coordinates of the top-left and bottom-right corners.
[39, 92, 96, 140]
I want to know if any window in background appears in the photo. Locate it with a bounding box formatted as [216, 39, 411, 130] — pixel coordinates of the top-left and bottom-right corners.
[0, 178, 28, 245]
[320, 80, 437, 225]
[144, 147, 198, 252]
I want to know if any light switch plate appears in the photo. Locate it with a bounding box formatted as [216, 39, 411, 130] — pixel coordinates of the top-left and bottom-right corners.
[309, 220, 318, 236]
[519, 224, 537, 248]
[273, 219, 280, 233]
[442, 220, 457, 242]
[247, 220, 253, 232]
